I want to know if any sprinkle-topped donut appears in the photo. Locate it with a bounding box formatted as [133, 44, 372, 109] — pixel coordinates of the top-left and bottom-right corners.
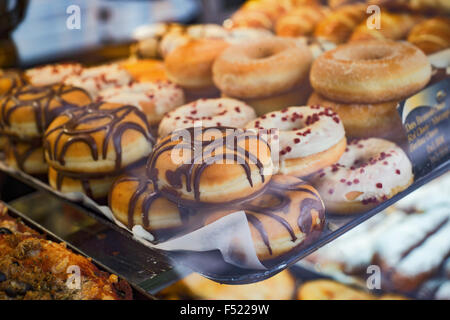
[64, 64, 132, 99]
[310, 138, 414, 215]
[98, 81, 185, 125]
[158, 98, 257, 138]
[245, 105, 346, 176]
[25, 63, 83, 86]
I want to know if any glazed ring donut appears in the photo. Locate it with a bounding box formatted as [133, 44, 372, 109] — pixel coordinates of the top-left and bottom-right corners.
[158, 98, 257, 138]
[310, 40, 432, 104]
[44, 102, 155, 173]
[25, 63, 83, 86]
[48, 166, 117, 200]
[307, 92, 404, 140]
[213, 38, 313, 99]
[245, 106, 346, 177]
[0, 84, 92, 139]
[64, 64, 133, 99]
[310, 138, 414, 215]
[98, 81, 185, 125]
[147, 127, 273, 205]
[108, 170, 197, 240]
[0, 70, 26, 96]
[5, 138, 48, 175]
[203, 175, 325, 262]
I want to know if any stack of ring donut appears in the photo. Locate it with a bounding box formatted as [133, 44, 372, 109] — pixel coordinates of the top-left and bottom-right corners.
[147, 126, 273, 205]
[0, 83, 92, 175]
[309, 40, 431, 139]
[245, 105, 346, 177]
[44, 102, 155, 199]
[157, 98, 257, 138]
[310, 138, 414, 215]
[213, 38, 313, 115]
[98, 80, 185, 126]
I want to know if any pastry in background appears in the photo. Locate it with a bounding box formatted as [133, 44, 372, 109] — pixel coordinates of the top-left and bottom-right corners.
[276, 5, 330, 37]
[368, 0, 450, 15]
[328, 0, 364, 9]
[408, 17, 450, 54]
[121, 59, 168, 82]
[314, 4, 367, 44]
[157, 270, 296, 300]
[297, 280, 375, 300]
[25, 63, 82, 87]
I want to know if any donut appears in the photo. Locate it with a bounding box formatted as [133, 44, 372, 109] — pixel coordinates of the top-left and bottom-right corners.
[275, 5, 330, 37]
[245, 106, 346, 176]
[165, 39, 229, 101]
[63, 64, 132, 99]
[310, 40, 432, 104]
[48, 166, 117, 200]
[157, 98, 257, 138]
[307, 92, 404, 140]
[25, 63, 83, 86]
[44, 102, 155, 174]
[310, 138, 414, 215]
[147, 127, 273, 205]
[203, 175, 325, 262]
[0, 84, 92, 139]
[213, 38, 313, 114]
[159, 30, 191, 58]
[108, 170, 196, 240]
[120, 59, 168, 83]
[98, 81, 185, 125]
[4, 138, 48, 175]
[0, 70, 26, 96]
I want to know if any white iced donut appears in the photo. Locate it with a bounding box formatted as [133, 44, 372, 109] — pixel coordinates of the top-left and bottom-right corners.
[25, 63, 83, 86]
[158, 98, 257, 138]
[64, 64, 132, 99]
[245, 106, 347, 176]
[310, 138, 414, 215]
[98, 81, 185, 125]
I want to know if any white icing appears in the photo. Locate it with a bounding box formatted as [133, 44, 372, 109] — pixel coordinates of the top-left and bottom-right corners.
[395, 220, 450, 277]
[435, 281, 450, 300]
[98, 81, 185, 121]
[63, 64, 132, 99]
[25, 63, 82, 86]
[312, 138, 413, 206]
[158, 98, 257, 137]
[186, 24, 229, 39]
[375, 206, 450, 268]
[245, 106, 345, 160]
[224, 27, 274, 45]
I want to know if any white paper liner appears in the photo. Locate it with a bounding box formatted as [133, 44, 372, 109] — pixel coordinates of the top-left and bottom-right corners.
[0, 161, 266, 270]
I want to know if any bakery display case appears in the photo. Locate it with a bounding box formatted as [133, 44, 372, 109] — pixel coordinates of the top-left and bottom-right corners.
[0, 0, 449, 301]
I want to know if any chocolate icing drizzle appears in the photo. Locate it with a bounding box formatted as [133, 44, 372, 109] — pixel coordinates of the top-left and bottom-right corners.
[44, 102, 155, 171]
[0, 71, 26, 96]
[0, 84, 91, 135]
[6, 138, 43, 172]
[147, 127, 269, 202]
[243, 178, 325, 256]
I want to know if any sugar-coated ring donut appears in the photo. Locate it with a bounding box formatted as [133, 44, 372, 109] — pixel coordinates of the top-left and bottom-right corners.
[98, 81, 185, 125]
[203, 175, 325, 262]
[245, 105, 346, 177]
[158, 98, 256, 138]
[44, 102, 155, 173]
[310, 138, 414, 215]
[48, 166, 117, 200]
[0, 84, 92, 139]
[147, 127, 273, 205]
[310, 40, 432, 103]
[165, 39, 229, 90]
[108, 170, 197, 241]
[213, 38, 313, 99]
[25, 63, 83, 86]
[307, 92, 404, 140]
[5, 138, 48, 175]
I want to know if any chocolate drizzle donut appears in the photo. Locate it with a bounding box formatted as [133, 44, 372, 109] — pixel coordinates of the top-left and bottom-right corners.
[204, 175, 325, 262]
[0, 84, 92, 138]
[147, 126, 273, 205]
[4, 138, 48, 175]
[0, 70, 27, 96]
[44, 102, 155, 173]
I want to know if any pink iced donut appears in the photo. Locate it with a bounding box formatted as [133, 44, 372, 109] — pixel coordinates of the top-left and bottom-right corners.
[310, 138, 414, 215]
[245, 105, 346, 176]
[25, 63, 83, 86]
[158, 98, 257, 138]
[98, 81, 185, 125]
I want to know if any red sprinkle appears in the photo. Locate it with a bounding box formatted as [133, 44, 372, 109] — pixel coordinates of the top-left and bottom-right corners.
[376, 183, 383, 189]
